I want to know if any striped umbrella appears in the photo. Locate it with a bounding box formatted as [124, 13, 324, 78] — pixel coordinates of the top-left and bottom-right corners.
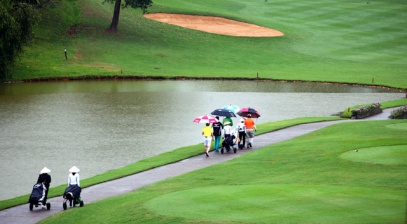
[193, 115, 219, 124]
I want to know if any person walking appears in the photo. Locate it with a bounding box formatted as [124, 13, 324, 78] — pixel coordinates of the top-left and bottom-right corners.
[68, 166, 80, 186]
[244, 114, 256, 148]
[202, 123, 214, 157]
[212, 116, 223, 152]
[236, 118, 246, 149]
[222, 116, 234, 127]
[37, 167, 51, 208]
[223, 121, 232, 139]
[67, 166, 82, 206]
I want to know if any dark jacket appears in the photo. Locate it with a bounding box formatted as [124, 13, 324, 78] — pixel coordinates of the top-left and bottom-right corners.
[212, 122, 224, 136]
[37, 173, 51, 189]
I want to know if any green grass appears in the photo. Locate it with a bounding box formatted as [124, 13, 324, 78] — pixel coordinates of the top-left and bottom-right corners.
[40, 119, 407, 223]
[10, 0, 407, 89]
[3, 0, 407, 221]
[0, 116, 341, 211]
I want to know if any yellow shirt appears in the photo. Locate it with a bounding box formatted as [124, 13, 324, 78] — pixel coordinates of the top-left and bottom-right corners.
[202, 126, 213, 137]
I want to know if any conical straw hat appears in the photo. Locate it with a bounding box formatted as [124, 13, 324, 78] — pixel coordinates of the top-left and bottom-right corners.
[69, 166, 80, 173]
[40, 167, 51, 174]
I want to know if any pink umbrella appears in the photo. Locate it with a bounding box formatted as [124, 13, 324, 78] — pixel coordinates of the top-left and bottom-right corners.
[193, 115, 218, 124]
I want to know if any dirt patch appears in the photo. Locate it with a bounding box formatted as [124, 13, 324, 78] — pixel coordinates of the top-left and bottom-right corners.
[144, 13, 283, 37]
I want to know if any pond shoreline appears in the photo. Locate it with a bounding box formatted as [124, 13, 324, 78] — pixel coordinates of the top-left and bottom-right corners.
[2, 76, 405, 92]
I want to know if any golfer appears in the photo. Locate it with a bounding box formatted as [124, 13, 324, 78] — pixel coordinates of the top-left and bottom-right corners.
[244, 114, 256, 148]
[68, 166, 80, 186]
[37, 167, 51, 208]
[202, 123, 214, 157]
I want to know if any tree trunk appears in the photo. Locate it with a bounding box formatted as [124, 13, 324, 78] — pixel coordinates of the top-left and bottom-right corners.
[109, 0, 121, 32]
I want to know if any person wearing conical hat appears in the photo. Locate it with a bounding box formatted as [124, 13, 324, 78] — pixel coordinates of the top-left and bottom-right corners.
[66, 166, 83, 207]
[68, 166, 80, 187]
[37, 167, 51, 207]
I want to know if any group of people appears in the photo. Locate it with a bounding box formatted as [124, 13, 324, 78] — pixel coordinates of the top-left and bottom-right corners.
[35, 166, 81, 208]
[201, 114, 257, 157]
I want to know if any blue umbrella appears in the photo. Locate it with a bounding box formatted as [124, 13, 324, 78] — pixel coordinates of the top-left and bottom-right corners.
[222, 104, 240, 114]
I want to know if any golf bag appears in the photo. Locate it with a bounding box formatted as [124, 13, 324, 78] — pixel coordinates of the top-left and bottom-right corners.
[28, 183, 46, 203]
[221, 134, 237, 154]
[64, 185, 81, 200]
[63, 184, 84, 209]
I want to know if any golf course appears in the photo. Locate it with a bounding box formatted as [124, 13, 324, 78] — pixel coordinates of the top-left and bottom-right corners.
[1, 0, 407, 223]
[8, 0, 407, 91]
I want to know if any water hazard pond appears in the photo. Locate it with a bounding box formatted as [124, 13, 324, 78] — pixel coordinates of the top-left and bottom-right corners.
[0, 80, 403, 200]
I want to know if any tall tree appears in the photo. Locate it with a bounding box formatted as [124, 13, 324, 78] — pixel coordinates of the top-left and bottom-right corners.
[103, 0, 152, 32]
[0, 0, 40, 79]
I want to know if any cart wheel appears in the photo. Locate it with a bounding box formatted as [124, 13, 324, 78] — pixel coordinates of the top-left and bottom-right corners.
[29, 203, 33, 211]
[63, 202, 67, 210]
[47, 203, 51, 210]
[80, 201, 84, 207]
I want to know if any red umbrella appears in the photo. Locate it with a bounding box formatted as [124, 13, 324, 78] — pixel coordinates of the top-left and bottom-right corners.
[237, 107, 261, 118]
[193, 115, 219, 124]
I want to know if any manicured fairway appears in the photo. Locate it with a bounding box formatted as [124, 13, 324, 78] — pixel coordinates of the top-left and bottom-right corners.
[145, 185, 405, 223]
[340, 145, 407, 165]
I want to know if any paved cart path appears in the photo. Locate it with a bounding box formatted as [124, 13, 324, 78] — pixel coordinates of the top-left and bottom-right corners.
[0, 110, 394, 224]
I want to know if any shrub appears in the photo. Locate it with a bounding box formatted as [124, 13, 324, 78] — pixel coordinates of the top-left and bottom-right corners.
[351, 102, 382, 119]
[389, 105, 407, 119]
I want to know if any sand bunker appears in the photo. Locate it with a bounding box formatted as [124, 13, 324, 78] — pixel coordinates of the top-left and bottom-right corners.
[144, 13, 284, 37]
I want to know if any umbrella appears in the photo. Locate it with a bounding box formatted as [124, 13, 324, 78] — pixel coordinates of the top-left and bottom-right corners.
[223, 104, 240, 114]
[193, 115, 219, 124]
[210, 108, 236, 117]
[237, 107, 261, 118]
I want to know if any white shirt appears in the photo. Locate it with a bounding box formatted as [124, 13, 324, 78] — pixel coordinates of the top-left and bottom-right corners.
[236, 122, 246, 133]
[224, 125, 232, 135]
[68, 173, 80, 186]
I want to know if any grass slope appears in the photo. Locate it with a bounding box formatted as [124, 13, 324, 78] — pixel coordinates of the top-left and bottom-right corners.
[40, 119, 407, 223]
[12, 0, 407, 89]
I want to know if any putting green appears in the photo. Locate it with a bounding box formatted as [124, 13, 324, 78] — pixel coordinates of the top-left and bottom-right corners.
[340, 145, 407, 165]
[144, 185, 405, 223]
[386, 123, 407, 131]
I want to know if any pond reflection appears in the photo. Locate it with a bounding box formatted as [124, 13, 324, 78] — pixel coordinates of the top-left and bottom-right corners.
[0, 80, 403, 200]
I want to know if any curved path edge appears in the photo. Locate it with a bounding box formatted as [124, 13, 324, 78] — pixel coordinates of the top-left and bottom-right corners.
[0, 110, 394, 224]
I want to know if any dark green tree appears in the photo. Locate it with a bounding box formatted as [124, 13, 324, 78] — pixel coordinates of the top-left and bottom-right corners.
[103, 0, 153, 32]
[0, 0, 39, 79]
